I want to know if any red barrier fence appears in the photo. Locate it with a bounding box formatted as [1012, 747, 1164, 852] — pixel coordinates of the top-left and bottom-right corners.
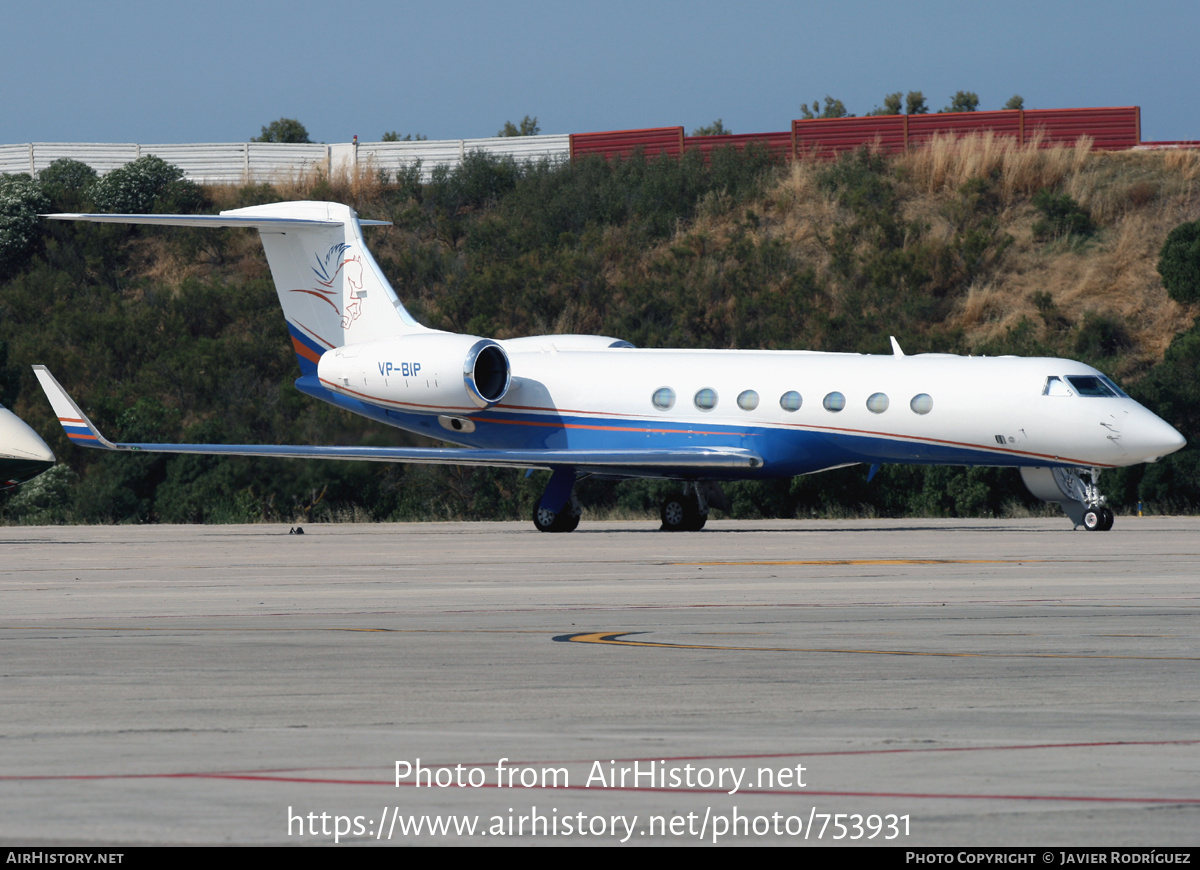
[573, 107, 1144, 162]
[681, 131, 794, 160]
[570, 127, 685, 159]
[796, 107, 1140, 157]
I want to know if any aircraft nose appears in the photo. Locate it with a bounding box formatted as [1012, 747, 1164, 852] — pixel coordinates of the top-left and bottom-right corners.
[0, 406, 55, 464]
[1134, 409, 1186, 463]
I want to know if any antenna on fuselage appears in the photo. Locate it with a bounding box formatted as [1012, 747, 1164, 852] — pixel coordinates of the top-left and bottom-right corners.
[890, 336, 905, 357]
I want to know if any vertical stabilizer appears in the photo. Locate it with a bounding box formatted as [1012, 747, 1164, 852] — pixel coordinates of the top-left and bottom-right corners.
[218, 202, 430, 374]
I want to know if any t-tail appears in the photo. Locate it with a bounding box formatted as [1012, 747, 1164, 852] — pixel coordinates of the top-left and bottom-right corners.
[45, 201, 431, 376]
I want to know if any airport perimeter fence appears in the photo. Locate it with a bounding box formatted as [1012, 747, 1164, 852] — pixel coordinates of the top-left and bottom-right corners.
[0, 135, 572, 184]
[4, 106, 1196, 186]
[568, 107, 1150, 160]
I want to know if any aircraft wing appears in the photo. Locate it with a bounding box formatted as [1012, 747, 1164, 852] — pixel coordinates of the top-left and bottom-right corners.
[33, 367, 764, 473]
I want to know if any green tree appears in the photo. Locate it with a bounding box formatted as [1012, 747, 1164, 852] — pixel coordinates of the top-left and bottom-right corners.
[905, 91, 928, 115]
[942, 91, 980, 113]
[1004, 94, 1025, 110]
[253, 118, 311, 143]
[381, 131, 428, 142]
[497, 115, 540, 137]
[0, 338, 20, 407]
[691, 119, 732, 136]
[868, 92, 903, 116]
[1158, 220, 1200, 304]
[800, 97, 850, 120]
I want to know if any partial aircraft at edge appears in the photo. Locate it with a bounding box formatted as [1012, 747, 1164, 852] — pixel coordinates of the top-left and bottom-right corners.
[35, 202, 1185, 532]
[1, 403, 55, 490]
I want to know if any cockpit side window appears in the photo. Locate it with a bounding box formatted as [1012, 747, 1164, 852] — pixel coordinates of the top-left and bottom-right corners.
[1066, 376, 1117, 397]
[1043, 376, 1072, 397]
[1100, 376, 1129, 398]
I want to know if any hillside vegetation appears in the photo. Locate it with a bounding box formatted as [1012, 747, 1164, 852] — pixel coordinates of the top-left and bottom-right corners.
[2, 136, 1199, 524]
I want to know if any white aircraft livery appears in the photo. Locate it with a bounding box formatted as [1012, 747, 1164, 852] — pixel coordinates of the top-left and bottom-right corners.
[0, 403, 55, 490]
[35, 201, 1185, 532]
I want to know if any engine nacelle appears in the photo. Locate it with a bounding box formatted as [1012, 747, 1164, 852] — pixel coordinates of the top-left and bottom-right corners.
[318, 333, 511, 413]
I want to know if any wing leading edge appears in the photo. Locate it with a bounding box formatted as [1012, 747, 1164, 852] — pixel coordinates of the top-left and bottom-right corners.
[32, 367, 764, 473]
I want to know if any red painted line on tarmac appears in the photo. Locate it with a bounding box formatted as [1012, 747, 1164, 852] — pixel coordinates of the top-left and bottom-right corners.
[4, 770, 1196, 804]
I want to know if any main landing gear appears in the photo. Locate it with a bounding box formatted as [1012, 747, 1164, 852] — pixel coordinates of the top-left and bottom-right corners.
[660, 483, 710, 532]
[532, 466, 582, 533]
[532, 470, 722, 533]
[1019, 466, 1115, 531]
[532, 494, 582, 532]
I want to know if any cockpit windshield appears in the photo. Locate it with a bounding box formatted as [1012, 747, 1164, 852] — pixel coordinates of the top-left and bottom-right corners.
[1066, 376, 1122, 397]
[1043, 375, 1129, 398]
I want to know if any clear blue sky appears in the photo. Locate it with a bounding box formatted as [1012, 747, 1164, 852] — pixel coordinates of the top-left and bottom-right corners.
[4, 0, 1197, 144]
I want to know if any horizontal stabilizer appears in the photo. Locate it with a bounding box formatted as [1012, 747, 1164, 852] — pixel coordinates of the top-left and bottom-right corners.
[43, 211, 390, 230]
[45, 201, 418, 351]
[45, 212, 344, 229]
[33, 367, 764, 472]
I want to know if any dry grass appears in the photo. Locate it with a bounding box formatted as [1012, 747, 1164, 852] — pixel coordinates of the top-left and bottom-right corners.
[771, 137, 1200, 372]
[757, 157, 842, 284]
[205, 159, 390, 213]
[895, 131, 1094, 202]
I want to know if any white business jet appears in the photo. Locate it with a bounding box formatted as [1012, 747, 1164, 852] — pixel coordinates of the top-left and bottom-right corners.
[34, 202, 1185, 532]
[0, 403, 55, 490]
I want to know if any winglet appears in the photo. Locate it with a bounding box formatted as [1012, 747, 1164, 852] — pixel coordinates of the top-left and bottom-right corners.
[32, 366, 119, 450]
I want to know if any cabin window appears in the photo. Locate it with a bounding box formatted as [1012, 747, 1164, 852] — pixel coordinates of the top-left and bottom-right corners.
[866, 392, 890, 414]
[737, 390, 759, 411]
[1066, 376, 1118, 397]
[823, 391, 846, 412]
[779, 391, 802, 412]
[910, 393, 933, 414]
[651, 387, 676, 411]
[694, 388, 718, 411]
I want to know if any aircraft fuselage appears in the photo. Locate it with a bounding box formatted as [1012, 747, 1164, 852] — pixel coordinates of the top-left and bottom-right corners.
[307, 345, 1183, 480]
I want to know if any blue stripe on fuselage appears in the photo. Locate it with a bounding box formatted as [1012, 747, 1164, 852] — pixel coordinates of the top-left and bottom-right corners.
[291, 376, 1073, 476]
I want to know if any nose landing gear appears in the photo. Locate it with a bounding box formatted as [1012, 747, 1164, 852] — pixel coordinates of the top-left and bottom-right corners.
[1082, 505, 1115, 532]
[1020, 466, 1115, 531]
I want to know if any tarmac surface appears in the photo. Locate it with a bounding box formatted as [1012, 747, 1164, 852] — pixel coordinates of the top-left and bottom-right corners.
[1, 517, 1198, 846]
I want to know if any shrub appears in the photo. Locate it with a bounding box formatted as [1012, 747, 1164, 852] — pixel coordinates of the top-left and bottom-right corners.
[37, 158, 98, 211]
[89, 155, 204, 214]
[0, 174, 49, 278]
[1032, 188, 1093, 240]
[3, 464, 77, 524]
[1074, 311, 1133, 361]
[1158, 220, 1200, 304]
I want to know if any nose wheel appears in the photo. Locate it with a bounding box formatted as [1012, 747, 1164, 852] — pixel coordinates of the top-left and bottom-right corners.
[1083, 505, 1114, 532]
